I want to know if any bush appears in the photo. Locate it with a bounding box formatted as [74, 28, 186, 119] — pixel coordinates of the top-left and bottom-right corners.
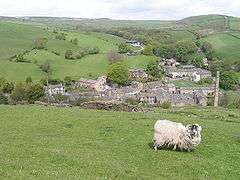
[55, 33, 67, 40]
[107, 51, 124, 64]
[33, 37, 48, 49]
[219, 91, 240, 109]
[0, 77, 14, 94]
[64, 76, 75, 86]
[107, 62, 130, 86]
[25, 77, 33, 84]
[85, 47, 100, 55]
[65, 50, 75, 60]
[11, 83, 27, 102]
[0, 92, 8, 105]
[198, 78, 213, 85]
[142, 44, 154, 56]
[220, 71, 239, 90]
[126, 98, 140, 105]
[25, 83, 45, 104]
[159, 101, 172, 109]
[118, 43, 130, 54]
[146, 60, 164, 79]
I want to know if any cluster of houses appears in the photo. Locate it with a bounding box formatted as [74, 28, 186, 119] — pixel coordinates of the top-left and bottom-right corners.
[45, 59, 215, 107]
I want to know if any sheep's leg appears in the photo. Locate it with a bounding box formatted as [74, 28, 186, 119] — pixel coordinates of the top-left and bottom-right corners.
[173, 145, 177, 151]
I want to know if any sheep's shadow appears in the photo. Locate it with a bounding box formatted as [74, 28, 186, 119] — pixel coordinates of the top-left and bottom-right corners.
[147, 142, 193, 153]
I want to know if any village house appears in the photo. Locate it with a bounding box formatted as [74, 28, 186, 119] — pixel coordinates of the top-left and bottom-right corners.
[176, 86, 215, 96]
[74, 76, 110, 92]
[46, 84, 65, 96]
[129, 69, 148, 80]
[166, 65, 212, 82]
[161, 58, 180, 67]
[137, 88, 197, 107]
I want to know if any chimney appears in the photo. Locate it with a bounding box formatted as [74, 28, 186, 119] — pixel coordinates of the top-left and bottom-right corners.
[214, 71, 220, 107]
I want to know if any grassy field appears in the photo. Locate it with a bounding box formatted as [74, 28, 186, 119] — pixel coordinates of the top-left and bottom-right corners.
[202, 33, 240, 63]
[0, 21, 158, 82]
[0, 105, 239, 179]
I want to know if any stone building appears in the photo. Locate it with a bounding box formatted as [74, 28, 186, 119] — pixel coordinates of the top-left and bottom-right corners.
[75, 76, 109, 92]
[46, 84, 65, 96]
[129, 69, 148, 80]
[166, 65, 212, 82]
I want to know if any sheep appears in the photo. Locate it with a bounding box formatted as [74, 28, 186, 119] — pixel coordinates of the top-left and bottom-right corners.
[153, 120, 202, 152]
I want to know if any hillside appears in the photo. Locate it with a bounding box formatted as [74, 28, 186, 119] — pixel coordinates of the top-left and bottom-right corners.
[0, 14, 240, 82]
[0, 105, 239, 179]
[0, 21, 157, 82]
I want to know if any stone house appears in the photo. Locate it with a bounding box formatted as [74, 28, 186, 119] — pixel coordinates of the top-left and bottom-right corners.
[75, 76, 109, 92]
[138, 88, 196, 107]
[166, 65, 212, 82]
[129, 69, 148, 80]
[161, 58, 180, 67]
[46, 84, 65, 96]
[100, 82, 143, 101]
[177, 86, 215, 96]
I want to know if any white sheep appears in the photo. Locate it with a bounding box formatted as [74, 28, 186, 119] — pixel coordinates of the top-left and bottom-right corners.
[153, 120, 202, 152]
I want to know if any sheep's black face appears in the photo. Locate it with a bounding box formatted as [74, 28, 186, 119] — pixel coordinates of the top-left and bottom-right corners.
[187, 124, 202, 137]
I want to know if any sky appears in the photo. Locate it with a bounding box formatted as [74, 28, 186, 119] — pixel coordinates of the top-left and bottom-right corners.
[0, 0, 240, 20]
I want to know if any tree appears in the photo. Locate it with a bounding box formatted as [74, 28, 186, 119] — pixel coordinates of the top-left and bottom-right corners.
[65, 50, 75, 60]
[25, 77, 33, 84]
[11, 83, 27, 102]
[142, 44, 154, 56]
[185, 53, 204, 68]
[118, 43, 130, 54]
[15, 53, 25, 62]
[107, 62, 130, 86]
[201, 42, 214, 60]
[55, 33, 66, 40]
[174, 40, 198, 63]
[0, 77, 14, 94]
[64, 76, 74, 86]
[107, 51, 124, 64]
[220, 71, 239, 90]
[71, 38, 78, 45]
[40, 61, 51, 74]
[0, 92, 8, 105]
[146, 60, 164, 78]
[26, 83, 45, 104]
[153, 44, 174, 59]
[33, 37, 48, 49]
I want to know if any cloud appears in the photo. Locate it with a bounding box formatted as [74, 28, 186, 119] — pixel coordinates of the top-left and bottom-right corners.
[0, 0, 239, 20]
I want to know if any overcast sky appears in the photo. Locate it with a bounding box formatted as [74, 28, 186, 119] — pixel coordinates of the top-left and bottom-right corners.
[0, 0, 239, 20]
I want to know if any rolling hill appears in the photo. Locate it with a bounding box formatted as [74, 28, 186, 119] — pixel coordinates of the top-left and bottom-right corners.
[0, 14, 240, 82]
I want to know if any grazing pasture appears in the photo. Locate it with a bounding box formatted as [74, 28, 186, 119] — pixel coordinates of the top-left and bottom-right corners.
[0, 105, 239, 179]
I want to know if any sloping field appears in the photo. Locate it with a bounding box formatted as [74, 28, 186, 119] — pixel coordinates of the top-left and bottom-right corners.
[202, 33, 240, 63]
[0, 105, 239, 179]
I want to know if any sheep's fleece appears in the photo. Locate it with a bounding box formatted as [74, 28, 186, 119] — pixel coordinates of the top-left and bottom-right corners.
[153, 120, 202, 151]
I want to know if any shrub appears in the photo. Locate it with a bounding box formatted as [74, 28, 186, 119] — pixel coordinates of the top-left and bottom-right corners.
[11, 83, 27, 102]
[107, 62, 130, 86]
[107, 51, 124, 64]
[65, 50, 75, 60]
[146, 60, 164, 79]
[86, 47, 100, 55]
[0, 92, 8, 105]
[126, 98, 140, 106]
[25, 77, 33, 84]
[142, 44, 154, 56]
[0, 77, 14, 94]
[26, 83, 45, 104]
[159, 101, 172, 109]
[33, 37, 48, 49]
[55, 33, 66, 40]
[220, 71, 239, 90]
[118, 43, 130, 54]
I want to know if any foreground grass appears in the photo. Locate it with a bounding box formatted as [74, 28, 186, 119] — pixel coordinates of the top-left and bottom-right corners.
[0, 105, 239, 179]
